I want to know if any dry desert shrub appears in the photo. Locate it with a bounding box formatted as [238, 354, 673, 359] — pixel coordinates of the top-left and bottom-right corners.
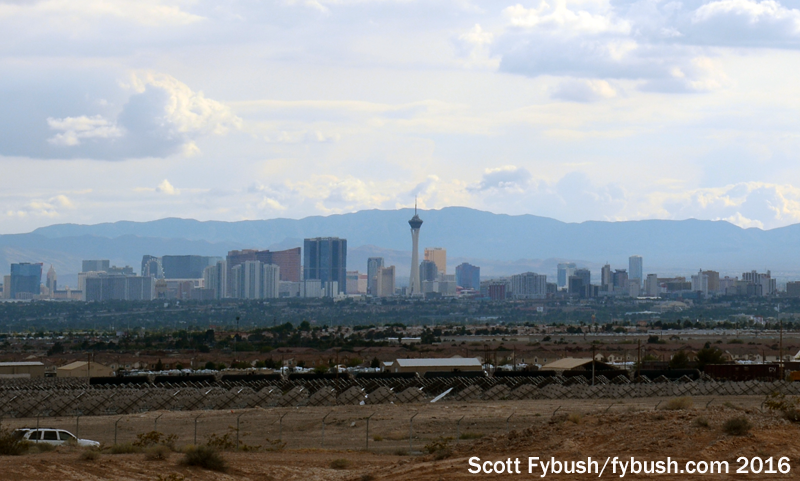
[145, 444, 171, 461]
[0, 426, 29, 456]
[182, 445, 227, 472]
[663, 397, 694, 411]
[79, 449, 100, 461]
[693, 416, 710, 428]
[330, 458, 351, 469]
[723, 416, 752, 436]
[567, 413, 583, 424]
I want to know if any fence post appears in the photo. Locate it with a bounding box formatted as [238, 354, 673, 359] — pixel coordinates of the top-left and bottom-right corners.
[365, 412, 375, 450]
[194, 413, 202, 445]
[506, 411, 516, 433]
[154, 413, 163, 433]
[456, 416, 464, 443]
[75, 413, 80, 439]
[706, 398, 715, 409]
[321, 410, 333, 448]
[278, 412, 287, 443]
[409, 412, 418, 454]
[114, 417, 123, 445]
[654, 401, 662, 411]
[236, 412, 246, 449]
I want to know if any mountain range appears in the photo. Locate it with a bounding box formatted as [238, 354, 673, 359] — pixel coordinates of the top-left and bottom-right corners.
[3, 207, 800, 286]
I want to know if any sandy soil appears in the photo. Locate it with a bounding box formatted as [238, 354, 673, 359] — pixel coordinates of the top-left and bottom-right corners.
[2, 395, 798, 480]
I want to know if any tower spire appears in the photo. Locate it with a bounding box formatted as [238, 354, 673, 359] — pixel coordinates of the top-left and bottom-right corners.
[415, 196, 417, 215]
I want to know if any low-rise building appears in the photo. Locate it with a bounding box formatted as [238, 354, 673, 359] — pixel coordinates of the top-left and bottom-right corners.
[0, 361, 45, 378]
[57, 361, 115, 378]
[390, 357, 482, 375]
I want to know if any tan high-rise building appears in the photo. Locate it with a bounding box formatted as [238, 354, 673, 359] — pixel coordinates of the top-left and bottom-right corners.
[376, 266, 396, 297]
[424, 247, 446, 275]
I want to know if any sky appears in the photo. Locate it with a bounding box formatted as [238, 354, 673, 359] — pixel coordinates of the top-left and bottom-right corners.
[2, 0, 800, 233]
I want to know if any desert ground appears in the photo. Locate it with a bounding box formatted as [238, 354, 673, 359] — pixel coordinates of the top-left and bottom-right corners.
[2, 395, 799, 480]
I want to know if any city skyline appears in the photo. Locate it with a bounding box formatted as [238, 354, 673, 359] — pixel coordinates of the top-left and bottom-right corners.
[3, 1, 800, 234]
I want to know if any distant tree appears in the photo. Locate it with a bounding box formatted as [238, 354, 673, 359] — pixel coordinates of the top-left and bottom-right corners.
[204, 361, 216, 370]
[370, 357, 381, 369]
[669, 351, 691, 369]
[298, 321, 311, 331]
[155, 359, 164, 371]
[696, 347, 726, 370]
[47, 342, 65, 356]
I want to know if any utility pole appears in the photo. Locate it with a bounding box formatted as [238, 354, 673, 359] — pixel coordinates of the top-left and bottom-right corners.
[637, 339, 641, 380]
[780, 319, 784, 380]
[591, 343, 596, 386]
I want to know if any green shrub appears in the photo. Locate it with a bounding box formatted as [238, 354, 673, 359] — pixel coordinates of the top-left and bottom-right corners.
[133, 431, 178, 449]
[0, 427, 30, 455]
[723, 417, 752, 436]
[764, 393, 800, 422]
[459, 432, 483, 440]
[80, 449, 101, 461]
[567, 413, 583, 424]
[182, 446, 227, 472]
[694, 416, 710, 428]
[330, 458, 351, 469]
[145, 444, 171, 461]
[663, 397, 694, 411]
[372, 435, 383, 442]
[107, 443, 144, 454]
[31, 442, 57, 453]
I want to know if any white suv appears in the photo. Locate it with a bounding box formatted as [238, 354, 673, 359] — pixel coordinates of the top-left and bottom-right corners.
[13, 428, 100, 448]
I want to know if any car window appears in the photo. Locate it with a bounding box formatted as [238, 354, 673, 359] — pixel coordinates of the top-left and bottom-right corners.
[58, 431, 75, 441]
[28, 430, 42, 440]
[42, 430, 58, 441]
[12, 430, 27, 440]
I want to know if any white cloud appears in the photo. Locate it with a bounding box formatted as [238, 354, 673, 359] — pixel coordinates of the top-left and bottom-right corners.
[551, 78, 617, 102]
[468, 166, 532, 192]
[155, 179, 179, 195]
[504, 1, 631, 35]
[0, 0, 204, 27]
[693, 0, 800, 27]
[46, 115, 123, 146]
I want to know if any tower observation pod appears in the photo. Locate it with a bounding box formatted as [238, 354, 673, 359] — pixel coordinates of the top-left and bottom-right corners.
[408, 202, 423, 297]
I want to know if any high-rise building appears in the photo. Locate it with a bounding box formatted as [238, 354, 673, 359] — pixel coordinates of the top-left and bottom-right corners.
[10, 262, 43, 299]
[601, 264, 612, 291]
[510, 272, 547, 299]
[162, 255, 220, 279]
[225, 248, 301, 293]
[408, 206, 423, 297]
[141, 256, 162, 278]
[628, 256, 643, 288]
[574, 268, 591, 286]
[645, 273, 659, 297]
[82, 260, 110, 273]
[455, 263, 480, 290]
[376, 265, 396, 297]
[702, 270, 720, 293]
[424, 247, 446, 275]
[303, 237, 347, 295]
[367, 257, 384, 296]
[613, 269, 628, 291]
[203, 261, 227, 299]
[84, 274, 154, 301]
[691, 270, 709, 297]
[557, 262, 577, 288]
[46, 265, 57, 298]
[108, 265, 134, 276]
[420, 260, 438, 283]
[742, 270, 775, 297]
[1, 275, 10, 299]
[230, 261, 280, 299]
[346, 271, 368, 295]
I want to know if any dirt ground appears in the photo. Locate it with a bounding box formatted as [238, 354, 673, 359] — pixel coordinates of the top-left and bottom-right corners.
[2, 395, 800, 480]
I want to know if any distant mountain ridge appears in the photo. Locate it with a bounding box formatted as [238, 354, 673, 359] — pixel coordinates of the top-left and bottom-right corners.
[3, 207, 800, 281]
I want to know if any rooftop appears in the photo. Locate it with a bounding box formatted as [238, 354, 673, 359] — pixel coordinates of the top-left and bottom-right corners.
[394, 357, 481, 368]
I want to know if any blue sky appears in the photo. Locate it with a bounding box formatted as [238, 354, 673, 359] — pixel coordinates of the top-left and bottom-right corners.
[2, 0, 800, 233]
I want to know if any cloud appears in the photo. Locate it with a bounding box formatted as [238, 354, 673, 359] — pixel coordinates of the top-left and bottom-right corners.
[551, 78, 617, 102]
[504, 1, 630, 35]
[0, 71, 241, 160]
[492, 0, 800, 93]
[155, 179, 179, 195]
[46, 115, 123, 146]
[0, 0, 204, 28]
[5, 194, 76, 219]
[455, 23, 500, 69]
[468, 165, 532, 192]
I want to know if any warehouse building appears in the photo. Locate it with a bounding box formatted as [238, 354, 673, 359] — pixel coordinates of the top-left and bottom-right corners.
[388, 357, 482, 376]
[0, 361, 45, 378]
